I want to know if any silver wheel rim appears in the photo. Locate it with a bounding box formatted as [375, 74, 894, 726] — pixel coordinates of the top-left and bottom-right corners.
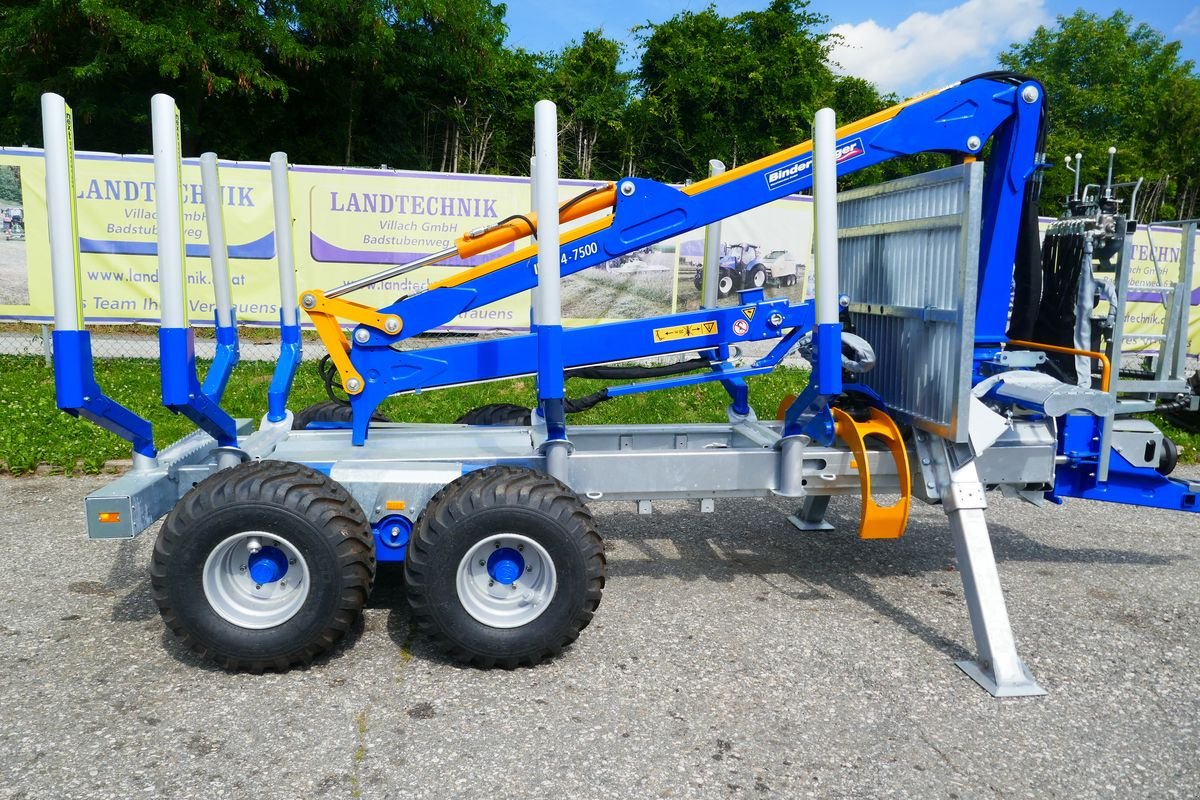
[456, 533, 557, 628]
[202, 533, 311, 629]
[752, 270, 765, 287]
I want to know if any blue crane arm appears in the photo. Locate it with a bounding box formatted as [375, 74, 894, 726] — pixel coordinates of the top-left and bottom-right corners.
[361, 74, 1043, 344]
[310, 73, 1045, 446]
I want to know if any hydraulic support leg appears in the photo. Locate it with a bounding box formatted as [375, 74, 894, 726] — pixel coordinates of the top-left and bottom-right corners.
[788, 495, 834, 531]
[917, 435, 1045, 697]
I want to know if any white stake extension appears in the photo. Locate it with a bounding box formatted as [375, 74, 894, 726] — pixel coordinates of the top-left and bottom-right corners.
[812, 108, 840, 327]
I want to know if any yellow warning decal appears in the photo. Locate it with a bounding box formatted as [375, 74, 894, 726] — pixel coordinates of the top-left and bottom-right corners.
[653, 319, 719, 343]
[742, 307, 755, 320]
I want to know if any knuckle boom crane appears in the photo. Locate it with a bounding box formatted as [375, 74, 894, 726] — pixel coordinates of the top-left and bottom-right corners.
[44, 72, 1198, 695]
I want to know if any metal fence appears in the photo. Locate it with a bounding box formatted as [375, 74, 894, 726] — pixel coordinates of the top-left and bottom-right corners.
[0, 324, 305, 364]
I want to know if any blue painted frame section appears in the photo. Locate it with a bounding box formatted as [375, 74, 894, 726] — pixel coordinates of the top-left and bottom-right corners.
[373, 514, 412, 562]
[534, 322, 567, 440]
[200, 309, 240, 401]
[159, 326, 238, 446]
[1051, 415, 1198, 512]
[267, 314, 302, 423]
[780, 322, 845, 444]
[52, 329, 157, 458]
[346, 296, 816, 443]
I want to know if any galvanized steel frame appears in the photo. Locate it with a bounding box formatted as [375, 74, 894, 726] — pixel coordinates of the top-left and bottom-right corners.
[838, 162, 985, 443]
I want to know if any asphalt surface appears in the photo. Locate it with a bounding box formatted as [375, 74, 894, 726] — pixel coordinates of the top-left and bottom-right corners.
[1, 473, 1198, 799]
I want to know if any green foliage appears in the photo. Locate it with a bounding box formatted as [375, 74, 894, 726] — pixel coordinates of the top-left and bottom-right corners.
[0, 0, 311, 153]
[0, 0, 886, 182]
[0, 1, 1196, 207]
[0, 166, 21, 205]
[633, 0, 835, 181]
[1000, 10, 1200, 219]
[552, 31, 631, 179]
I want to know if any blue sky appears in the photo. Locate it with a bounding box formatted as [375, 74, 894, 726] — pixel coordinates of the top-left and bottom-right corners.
[503, 1, 1200, 97]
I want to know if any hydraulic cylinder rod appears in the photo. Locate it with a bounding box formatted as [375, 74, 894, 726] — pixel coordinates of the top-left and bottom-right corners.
[326, 246, 458, 299]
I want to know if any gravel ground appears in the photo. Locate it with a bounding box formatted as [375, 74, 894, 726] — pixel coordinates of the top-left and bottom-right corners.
[1, 473, 1198, 799]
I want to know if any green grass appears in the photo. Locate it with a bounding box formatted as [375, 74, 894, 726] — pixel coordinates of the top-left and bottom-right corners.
[0, 354, 806, 475]
[1149, 413, 1200, 464]
[2, 353, 1195, 475]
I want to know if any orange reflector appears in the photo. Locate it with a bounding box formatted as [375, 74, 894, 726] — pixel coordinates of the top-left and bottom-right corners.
[97, 512, 121, 524]
[385, 500, 406, 511]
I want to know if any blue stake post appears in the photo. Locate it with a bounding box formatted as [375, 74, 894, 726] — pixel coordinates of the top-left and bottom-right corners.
[532, 100, 570, 481]
[198, 152, 240, 401]
[151, 94, 237, 446]
[784, 107, 843, 443]
[266, 152, 302, 423]
[42, 93, 157, 463]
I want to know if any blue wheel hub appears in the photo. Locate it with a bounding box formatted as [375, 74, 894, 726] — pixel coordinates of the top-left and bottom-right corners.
[247, 546, 290, 585]
[487, 547, 525, 585]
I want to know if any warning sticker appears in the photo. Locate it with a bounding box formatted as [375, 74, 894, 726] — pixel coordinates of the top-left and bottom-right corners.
[732, 318, 750, 336]
[652, 319, 719, 343]
[741, 308, 755, 321]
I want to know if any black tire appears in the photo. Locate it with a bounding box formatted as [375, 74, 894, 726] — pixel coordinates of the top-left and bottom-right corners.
[747, 266, 767, 289]
[455, 403, 532, 426]
[404, 466, 605, 668]
[292, 400, 391, 430]
[692, 268, 704, 292]
[717, 269, 737, 297]
[1157, 435, 1179, 476]
[151, 460, 376, 671]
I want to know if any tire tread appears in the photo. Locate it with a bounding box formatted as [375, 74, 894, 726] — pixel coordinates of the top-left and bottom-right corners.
[151, 459, 375, 672]
[405, 466, 604, 668]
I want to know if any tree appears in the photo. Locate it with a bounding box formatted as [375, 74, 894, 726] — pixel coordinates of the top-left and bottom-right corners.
[284, 0, 397, 166]
[552, 31, 631, 179]
[1000, 11, 1200, 219]
[634, 0, 834, 182]
[0, 0, 312, 154]
[0, 166, 21, 205]
[392, 0, 514, 174]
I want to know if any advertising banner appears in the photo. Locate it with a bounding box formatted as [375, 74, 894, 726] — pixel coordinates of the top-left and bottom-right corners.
[0, 146, 1196, 357]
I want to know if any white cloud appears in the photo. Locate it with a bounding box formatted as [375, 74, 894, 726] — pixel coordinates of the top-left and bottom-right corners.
[1176, 7, 1200, 34]
[828, 0, 1049, 95]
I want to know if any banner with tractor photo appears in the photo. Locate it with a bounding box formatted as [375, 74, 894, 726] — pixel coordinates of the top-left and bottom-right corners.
[0, 146, 1196, 355]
